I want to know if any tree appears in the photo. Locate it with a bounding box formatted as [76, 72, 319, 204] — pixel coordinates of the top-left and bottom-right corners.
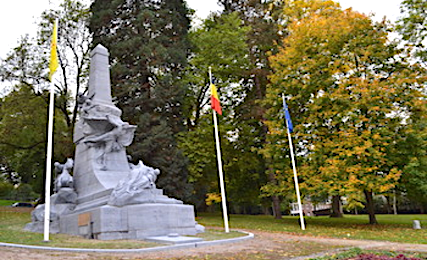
[183, 12, 251, 128]
[218, 0, 286, 218]
[260, 0, 344, 218]
[395, 1, 427, 212]
[180, 12, 270, 212]
[0, 0, 92, 132]
[396, 0, 427, 65]
[178, 115, 227, 211]
[0, 85, 70, 196]
[38, 0, 92, 130]
[89, 0, 192, 200]
[0, 0, 91, 200]
[393, 95, 427, 213]
[0, 179, 13, 199]
[265, 0, 424, 224]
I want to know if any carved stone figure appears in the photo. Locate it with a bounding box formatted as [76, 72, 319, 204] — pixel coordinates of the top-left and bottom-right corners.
[108, 161, 160, 206]
[25, 158, 77, 233]
[114, 160, 159, 191]
[81, 114, 136, 170]
[54, 158, 74, 192]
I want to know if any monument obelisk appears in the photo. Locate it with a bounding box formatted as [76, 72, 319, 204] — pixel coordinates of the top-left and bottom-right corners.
[71, 44, 133, 212]
[56, 44, 202, 240]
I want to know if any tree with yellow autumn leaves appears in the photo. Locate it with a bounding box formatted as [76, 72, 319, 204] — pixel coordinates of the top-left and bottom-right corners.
[262, 0, 426, 224]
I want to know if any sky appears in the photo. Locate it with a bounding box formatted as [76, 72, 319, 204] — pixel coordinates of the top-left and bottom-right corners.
[0, 0, 403, 60]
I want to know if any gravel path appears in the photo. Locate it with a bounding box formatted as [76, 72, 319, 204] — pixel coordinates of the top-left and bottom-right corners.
[0, 229, 426, 260]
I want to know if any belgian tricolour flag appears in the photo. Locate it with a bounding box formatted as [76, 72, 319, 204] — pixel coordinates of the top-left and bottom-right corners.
[210, 83, 222, 115]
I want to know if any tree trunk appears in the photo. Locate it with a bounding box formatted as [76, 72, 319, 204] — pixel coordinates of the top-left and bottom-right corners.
[364, 190, 378, 224]
[271, 195, 282, 219]
[268, 168, 282, 219]
[393, 190, 398, 215]
[330, 195, 343, 218]
[385, 195, 392, 214]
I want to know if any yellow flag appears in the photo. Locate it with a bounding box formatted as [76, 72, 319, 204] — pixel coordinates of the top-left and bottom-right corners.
[49, 20, 58, 81]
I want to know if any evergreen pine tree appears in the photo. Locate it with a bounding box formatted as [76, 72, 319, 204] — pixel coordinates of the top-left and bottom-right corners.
[89, 0, 192, 200]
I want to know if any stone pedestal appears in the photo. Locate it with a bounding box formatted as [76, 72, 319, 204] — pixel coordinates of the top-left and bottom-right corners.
[60, 203, 198, 240]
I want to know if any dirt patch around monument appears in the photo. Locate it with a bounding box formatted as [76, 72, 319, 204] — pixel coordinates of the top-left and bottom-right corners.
[1, 229, 426, 260]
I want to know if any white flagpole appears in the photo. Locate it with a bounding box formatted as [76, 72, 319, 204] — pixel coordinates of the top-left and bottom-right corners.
[209, 67, 230, 233]
[282, 94, 305, 230]
[43, 76, 55, 242]
[43, 19, 58, 242]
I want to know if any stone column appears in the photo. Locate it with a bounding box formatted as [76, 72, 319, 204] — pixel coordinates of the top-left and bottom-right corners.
[88, 44, 112, 105]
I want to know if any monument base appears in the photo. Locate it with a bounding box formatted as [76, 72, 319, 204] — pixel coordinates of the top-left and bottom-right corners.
[59, 203, 200, 240]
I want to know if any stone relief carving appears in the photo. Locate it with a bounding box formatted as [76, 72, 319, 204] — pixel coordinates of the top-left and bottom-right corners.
[77, 96, 136, 170]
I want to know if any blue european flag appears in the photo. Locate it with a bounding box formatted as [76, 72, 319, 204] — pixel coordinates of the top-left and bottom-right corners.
[282, 95, 293, 133]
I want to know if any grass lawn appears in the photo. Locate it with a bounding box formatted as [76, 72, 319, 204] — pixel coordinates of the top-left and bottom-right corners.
[0, 200, 18, 207]
[0, 205, 425, 260]
[196, 212, 427, 244]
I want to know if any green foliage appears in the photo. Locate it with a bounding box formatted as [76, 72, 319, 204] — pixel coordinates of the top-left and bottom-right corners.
[0, 0, 91, 199]
[0, 34, 46, 93]
[178, 116, 218, 205]
[264, 0, 426, 223]
[0, 85, 70, 195]
[180, 10, 275, 212]
[396, 0, 427, 65]
[38, 0, 92, 129]
[219, 1, 287, 216]
[397, 117, 427, 206]
[183, 12, 251, 127]
[0, 0, 91, 130]
[89, 0, 192, 200]
[0, 181, 13, 199]
[8, 184, 38, 201]
[189, 12, 250, 80]
[391, 83, 427, 208]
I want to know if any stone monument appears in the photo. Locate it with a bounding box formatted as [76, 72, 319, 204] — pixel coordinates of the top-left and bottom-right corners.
[26, 44, 203, 241]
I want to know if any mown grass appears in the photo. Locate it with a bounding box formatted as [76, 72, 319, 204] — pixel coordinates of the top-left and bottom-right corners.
[196, 212, 427, 244]
[0, 199, 18, 206]
[0, 205, 426, 254]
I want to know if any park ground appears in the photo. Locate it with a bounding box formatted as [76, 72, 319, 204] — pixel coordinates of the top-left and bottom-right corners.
[0, 208, 426, 259]
[1, 229, 426, 260]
